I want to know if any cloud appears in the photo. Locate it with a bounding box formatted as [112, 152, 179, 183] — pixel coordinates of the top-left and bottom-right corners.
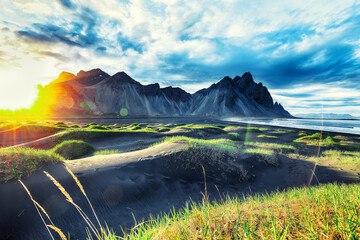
[1, 0, 360, 113]
[58, 0, 76, 9]
[35, 51, 68, 61]
[270, 81, 360, 115]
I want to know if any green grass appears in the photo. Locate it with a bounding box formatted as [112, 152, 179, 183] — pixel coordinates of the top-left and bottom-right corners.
[224, 126, 267, 132]
[294, 133, 360, 150]
[158, 127, 171, 132]
[119, 183, 360, 239]
[153, 136, 240, 153]
[294, 133, 336, 147]
[242, 148, 278, 165]
[244, 141, 297, 153]
[227, 132, 242, 141]
[87, 124, 110, 130]
[298, 130, 308, 136]
[320, 150, 360, 168]
[174, 124, 226, 134]
[269, 129, 296, 134]
[257, 134, 278, 139]
[52, 140, 94, 159]
[93, 149, 123, 155]
[0, 147, 64, 181]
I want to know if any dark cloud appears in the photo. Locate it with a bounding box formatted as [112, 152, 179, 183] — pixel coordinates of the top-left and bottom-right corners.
[58, 0, 76, 9]
[117, 33, 144, 53]
[36, 51, 68, 61]
[16, 11, 100, 48]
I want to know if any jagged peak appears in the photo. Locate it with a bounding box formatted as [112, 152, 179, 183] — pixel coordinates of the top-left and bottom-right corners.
[109, 71, 140, 85]
[50, 71, 75, 85]
[76, 68, 109, 77]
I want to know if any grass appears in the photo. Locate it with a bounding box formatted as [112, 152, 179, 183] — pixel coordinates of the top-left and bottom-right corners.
[0, 147, 64, 181]
[294, 133, 360, 150]
[320, 150, 360, 168]
[120, 183, 360, 239]
[93, 149, 123, 155]
[153, 136, 240, 153]
[52, 140, 94, 159]
[298, 130, 308, 136]
[244, 141, 297, 153]
[174, 124, 226, 134]
[269, 129, 296, 134]
[227, 132, 242, 141]
[242, 148, 278, 165]
[224, 126, 267, 132]
[257, 134, 278, 139]
[158, 127, 171, 132]
[18, 167, 360, 239]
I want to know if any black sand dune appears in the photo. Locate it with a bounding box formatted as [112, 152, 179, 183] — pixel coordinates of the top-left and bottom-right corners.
[1, 119, 359, 239]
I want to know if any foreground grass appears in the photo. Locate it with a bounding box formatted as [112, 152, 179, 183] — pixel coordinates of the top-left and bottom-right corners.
[20, 168, 360, 239]
[120, 183, 360, 239]
[0, 147, 64, 181]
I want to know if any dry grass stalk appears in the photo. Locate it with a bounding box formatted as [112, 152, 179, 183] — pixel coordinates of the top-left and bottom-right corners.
[18, 180, 55, 240]
[43, 170, 101, 239]
[47, 225, 67, 240]
[65, 165, 103, 231]
[43, 171, 73, 203]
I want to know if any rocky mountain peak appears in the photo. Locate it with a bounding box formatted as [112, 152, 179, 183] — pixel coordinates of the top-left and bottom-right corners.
[110, 71, 139, 85]
[73, 68, 110, 86]
[50, 71, 75, 85]
[77, 68, 108, 78]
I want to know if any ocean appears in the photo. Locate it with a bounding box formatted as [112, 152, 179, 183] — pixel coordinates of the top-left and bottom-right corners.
[223, 117, 360, 135]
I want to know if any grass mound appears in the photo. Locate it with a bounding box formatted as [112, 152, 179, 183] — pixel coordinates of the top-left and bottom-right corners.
[122, 183, 360, 239]
[52, 140, 94, 159]
[174, 124, 226, 134]
[155, 136, 239, 152]
[257, 134, 278, 139]
[242, 148, 277, 165]
[0, 147, 64, 181]
[294, 133, 360, 150]
[164, 138, 249, 181]
[158, 127, 171, 132]
[244, 141, 297, 154]
[227, 132, 242, 141]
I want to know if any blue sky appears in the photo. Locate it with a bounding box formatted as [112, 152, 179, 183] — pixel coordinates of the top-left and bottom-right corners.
[0, 0, 359, 116]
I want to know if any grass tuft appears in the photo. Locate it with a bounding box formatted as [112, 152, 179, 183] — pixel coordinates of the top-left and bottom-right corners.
[257, 134, 278, 139]
[52, 140, 94, 159]
[94, 149, 123, 155]
[0, 147, 64, 181]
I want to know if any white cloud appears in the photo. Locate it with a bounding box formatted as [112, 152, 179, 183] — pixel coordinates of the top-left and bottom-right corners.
[0, 0, 359, 110]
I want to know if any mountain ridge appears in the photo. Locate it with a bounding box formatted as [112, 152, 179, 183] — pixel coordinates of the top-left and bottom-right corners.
[34, 69, 292, 117]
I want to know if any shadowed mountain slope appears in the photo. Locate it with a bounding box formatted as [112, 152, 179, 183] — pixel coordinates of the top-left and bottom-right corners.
[33, 69, 292, 117]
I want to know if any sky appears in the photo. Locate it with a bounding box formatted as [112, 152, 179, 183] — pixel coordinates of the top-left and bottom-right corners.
[0, 0, 359, 116]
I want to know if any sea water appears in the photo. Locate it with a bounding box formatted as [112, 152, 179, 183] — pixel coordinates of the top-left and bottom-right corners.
[223, 117, 360, 135]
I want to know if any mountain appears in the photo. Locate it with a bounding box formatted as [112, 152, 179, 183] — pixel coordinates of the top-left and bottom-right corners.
[296, 113, 358, 119]
[32, 69, 292, 117]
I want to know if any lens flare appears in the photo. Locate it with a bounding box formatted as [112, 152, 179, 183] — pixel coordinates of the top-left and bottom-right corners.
[120, 108, 128, 117]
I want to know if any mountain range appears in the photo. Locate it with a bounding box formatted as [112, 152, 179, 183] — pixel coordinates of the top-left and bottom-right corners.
[295, 113, 358, 119]
[32, 69, 292, 117]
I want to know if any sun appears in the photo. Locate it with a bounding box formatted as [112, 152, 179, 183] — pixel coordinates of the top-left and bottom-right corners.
[0, 69, 39, 110]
